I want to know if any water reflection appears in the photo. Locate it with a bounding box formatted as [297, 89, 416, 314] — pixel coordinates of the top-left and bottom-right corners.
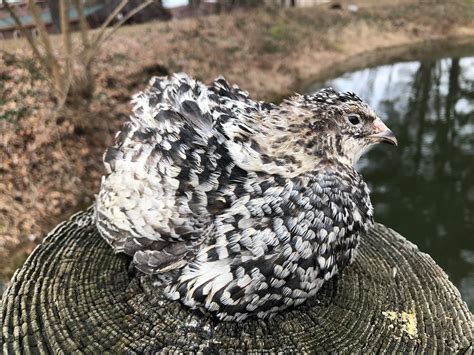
[310, 57, 474, 310]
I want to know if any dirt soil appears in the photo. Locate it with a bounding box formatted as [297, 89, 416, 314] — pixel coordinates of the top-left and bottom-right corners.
[1, 0, 474, 287]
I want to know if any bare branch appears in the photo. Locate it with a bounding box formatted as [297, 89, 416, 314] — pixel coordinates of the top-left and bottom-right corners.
[99, 0, 153, 47]
[73, 0, 90, 52]
[4, 0, 153, 108]
[3, 2, 62, 95]
[3, 2, 46, 69]
[60, 0, 73, 98]
[90, 0, 129, 52]
[86, 0, 154, 65]
[27, 0, 60, 70]
[60, 0, 72, 53]
[27, 0, 63, 97]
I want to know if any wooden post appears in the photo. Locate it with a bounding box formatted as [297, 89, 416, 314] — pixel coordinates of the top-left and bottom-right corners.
[1, 207, 472, 352]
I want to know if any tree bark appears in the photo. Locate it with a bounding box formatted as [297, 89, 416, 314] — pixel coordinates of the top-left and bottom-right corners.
[1, 207, 472, 353]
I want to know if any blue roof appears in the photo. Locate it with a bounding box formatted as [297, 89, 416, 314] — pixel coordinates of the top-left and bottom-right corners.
[0, 4, 103, 30]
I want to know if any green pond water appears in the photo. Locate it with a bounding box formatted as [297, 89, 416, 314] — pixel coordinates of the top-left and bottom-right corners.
[310, 55, 474, 310]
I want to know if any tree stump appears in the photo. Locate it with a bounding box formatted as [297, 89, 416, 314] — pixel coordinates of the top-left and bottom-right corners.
[1, 208, 473, 353]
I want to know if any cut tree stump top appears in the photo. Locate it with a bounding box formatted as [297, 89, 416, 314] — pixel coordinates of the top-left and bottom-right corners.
[1, 208, 473, 353]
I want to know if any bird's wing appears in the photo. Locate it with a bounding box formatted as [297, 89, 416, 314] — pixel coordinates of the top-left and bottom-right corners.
[167, 170, 373, 319]
[96, 74, 265, 273]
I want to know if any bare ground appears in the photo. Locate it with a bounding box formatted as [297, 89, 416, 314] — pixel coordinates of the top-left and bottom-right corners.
[1, 0, 474, 285]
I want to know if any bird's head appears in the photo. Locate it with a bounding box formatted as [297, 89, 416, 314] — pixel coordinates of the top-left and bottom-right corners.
[292, 88, 397, 166]
[224, 87, 397, 177]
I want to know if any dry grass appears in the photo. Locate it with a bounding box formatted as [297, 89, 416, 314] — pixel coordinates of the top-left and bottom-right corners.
[1, 0, 473, 287]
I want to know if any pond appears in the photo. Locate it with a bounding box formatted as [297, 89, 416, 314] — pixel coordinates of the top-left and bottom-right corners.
[309, 55, 474, 310]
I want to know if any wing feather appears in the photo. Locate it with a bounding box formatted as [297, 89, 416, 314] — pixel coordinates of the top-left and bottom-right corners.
[96, 74, 262, 273]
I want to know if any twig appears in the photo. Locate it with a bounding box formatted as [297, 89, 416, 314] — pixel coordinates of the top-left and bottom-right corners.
[3, 2, 46, 70]
[3, 2, 57, 90]
[86, 0, 154, 66]
[99, 0, 154, 48]
[73, 0, 93, 98]
[73, 0, 90, 52]
[27, 0, 63, 98]
[60, 0, 73, 99]
[88, 0, 129, 56]
[6, 0, 154, 108]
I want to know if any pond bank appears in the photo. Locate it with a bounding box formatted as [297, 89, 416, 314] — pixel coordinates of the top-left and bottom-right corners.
[300, 36, 474, 94]
[1, 0, 474, 290]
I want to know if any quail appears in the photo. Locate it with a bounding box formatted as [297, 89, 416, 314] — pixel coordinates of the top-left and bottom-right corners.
[96, 73, 397, 321]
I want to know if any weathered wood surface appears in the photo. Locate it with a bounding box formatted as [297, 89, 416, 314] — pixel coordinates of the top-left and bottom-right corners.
[1, 208, 473, 353]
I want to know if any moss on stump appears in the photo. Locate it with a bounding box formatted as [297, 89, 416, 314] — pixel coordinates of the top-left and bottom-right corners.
[1, 208, 473, 353]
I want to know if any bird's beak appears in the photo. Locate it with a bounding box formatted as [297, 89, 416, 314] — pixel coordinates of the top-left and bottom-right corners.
[367, 118, 397, 146]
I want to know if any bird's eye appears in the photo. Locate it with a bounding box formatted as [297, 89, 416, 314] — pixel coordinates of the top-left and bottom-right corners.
[347, 114, 361, 126]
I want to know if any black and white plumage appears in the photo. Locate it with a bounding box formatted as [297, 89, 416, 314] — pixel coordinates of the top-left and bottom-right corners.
[96, 73, 397, 321]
